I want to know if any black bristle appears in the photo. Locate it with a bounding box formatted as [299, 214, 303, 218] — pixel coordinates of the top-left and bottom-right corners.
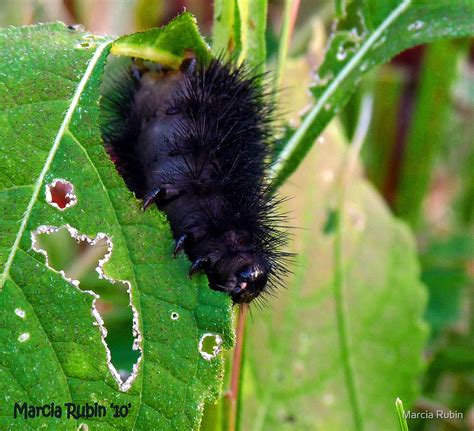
[100, 57, 291, 304]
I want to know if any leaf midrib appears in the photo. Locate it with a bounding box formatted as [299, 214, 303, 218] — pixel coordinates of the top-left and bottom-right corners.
[0, 41, 112, 290]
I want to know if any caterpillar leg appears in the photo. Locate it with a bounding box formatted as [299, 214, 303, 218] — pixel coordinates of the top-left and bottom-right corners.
[179, 56, 197, 74]
[188, 257, 210, 278]
[142, 184, 181, 210]
[173, 234, 189, 257]
[142, 188, 162, 210]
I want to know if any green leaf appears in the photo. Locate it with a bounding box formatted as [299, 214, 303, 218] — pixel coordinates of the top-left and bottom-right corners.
[236, 0, 268, 71]
[421, 235, 474, 339]
[394, 40, 465, 226]
[111, 12, 211, 68]
[0, 22, 233, 430]
[212, 0, 267, 71]
[272, 0, 474, 188]
[241, 122, 428, 430]
[212, 0, 239, 58]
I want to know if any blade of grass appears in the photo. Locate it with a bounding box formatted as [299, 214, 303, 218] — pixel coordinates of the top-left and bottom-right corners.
[396, 398, 410, 431]
[361, 66, 405, 192]
[333, 93, 373, 431]
[394, 40, 465, 227]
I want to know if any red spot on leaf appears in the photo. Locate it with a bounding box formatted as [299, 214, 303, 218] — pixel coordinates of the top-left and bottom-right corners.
[46, 180, 77, 210]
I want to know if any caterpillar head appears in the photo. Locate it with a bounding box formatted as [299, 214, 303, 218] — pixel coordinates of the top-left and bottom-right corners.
[232, 263, 269, 303]
[209, 254, 269, 303]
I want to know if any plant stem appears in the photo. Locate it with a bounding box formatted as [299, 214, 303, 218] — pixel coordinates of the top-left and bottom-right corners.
[333, 204, 364, 431]
[333, 93, 373, 431]
[335, 0, 346, 18]
[226, 304, 248, 431]
[275, 0, 301, 94]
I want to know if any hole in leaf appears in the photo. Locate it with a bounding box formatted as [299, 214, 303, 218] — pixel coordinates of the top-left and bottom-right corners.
[45, 179, 77, 210]
[76, 41, 94, 49]
[199, 333, 223, 360]
[170, 311, 179, 320]
[15, 308, 25, 318]
[18, 332, 30, 343]
[32, 225, 141, 391]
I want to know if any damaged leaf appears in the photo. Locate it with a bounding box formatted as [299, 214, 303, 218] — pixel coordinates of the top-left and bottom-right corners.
[272, 0, 474, 188]
[111, 12, 211, 68]
[0, 21, 233, 430]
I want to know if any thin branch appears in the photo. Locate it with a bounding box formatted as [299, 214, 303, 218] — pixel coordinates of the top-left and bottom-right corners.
[226, 304, 248, 431]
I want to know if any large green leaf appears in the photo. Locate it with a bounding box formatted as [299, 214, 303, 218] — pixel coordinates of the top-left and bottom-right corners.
[242, 121, 428, 430]
[237, 45, 428, 429]
[0, 22, 233, 430]
[272, 0, 474, 188]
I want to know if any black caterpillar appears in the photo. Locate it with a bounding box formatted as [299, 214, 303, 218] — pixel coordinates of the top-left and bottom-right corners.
[100, 56, 290, 303]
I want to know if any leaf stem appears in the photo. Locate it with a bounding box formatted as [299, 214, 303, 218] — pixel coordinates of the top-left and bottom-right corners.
[226, 304, 248, 431]
[333, 200, 364, 431]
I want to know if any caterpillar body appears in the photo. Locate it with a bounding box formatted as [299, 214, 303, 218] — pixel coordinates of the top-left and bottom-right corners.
[101, 57, 289, 303]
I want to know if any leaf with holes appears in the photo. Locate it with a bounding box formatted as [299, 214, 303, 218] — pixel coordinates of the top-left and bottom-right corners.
[272, 0, 474, 188]
[0, 21, 233, 430]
